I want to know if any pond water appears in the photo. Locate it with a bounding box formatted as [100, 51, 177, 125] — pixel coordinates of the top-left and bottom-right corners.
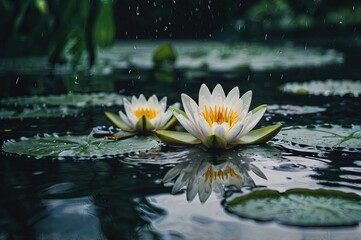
[0, 40, 361, 239]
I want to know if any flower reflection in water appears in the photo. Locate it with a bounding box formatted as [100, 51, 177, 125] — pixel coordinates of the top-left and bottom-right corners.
[163, 151, 267, 203]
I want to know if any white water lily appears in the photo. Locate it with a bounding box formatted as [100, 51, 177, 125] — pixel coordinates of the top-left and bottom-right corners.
[156, 84, 281, 149]
[105, 94, 176, 137]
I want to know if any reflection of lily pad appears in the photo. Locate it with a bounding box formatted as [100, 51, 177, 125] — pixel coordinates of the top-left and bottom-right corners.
[275, 125, 361, 151]
[267, 104, 326, 115]
[226, 188, 361, 226]
[281, 79, 361, 97]
[2, 134, 159, 160]
[0, 106, 80, 119]
[1, 92, 126, 107]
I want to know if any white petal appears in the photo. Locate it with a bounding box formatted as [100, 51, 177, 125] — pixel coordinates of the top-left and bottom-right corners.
[148, 95, 157, 108]
[119, 110, 135, 129]
[240, 90, 252, 113]
[199, 84, 212, 110]
[212, 84, 226, 100]
[159, 96, 167, 113]
[213, 122, 227, 138]
[198, 117, 212, 137]
[238, 107, 266, 137]
[225, 86, 239, 106]
[123, 98, 138, 124]
[174, 112, 202, 139]
[226, 121, 243, 142]
[131, 95, 138, 105]
[158, 110, 173, 128]
[181, 93, 200, 123]
[151, 109, 171, 129]
[139, 94, 147, 104]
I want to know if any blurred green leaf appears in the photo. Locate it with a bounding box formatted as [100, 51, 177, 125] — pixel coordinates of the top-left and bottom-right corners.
[94, 0, 115, 47]
[34, 0, 48, 15]
[152, 43, 177, 66]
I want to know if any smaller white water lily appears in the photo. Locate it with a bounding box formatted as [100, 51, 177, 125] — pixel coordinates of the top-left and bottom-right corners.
[105, 94, 177, 138]
[156, 84, 281, 149]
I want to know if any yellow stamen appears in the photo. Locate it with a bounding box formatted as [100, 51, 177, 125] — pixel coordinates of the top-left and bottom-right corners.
[202, 105, 238, 127]
[203, 165, 239, 185]
[134, 108, 159, 120]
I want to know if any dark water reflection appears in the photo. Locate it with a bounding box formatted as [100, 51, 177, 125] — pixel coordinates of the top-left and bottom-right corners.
[1, 42, 361, 239]
[0, 157, 169, 239]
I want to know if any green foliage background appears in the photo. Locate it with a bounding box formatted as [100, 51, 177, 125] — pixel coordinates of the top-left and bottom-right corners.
[1, 0, 360, 67]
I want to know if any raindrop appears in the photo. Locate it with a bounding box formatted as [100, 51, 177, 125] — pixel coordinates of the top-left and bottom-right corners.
[136, 6, 140, 15]
[247, 75, 250, 81]
[134, 45, 137, 50]
[264, 34, 268, 40]
[15, 77, 19, 84]
[128, 69, 132, 74]
[75, 75, 79, 84]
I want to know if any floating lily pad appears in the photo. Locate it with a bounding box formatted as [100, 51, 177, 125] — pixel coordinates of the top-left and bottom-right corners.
[0, 106, 80, 119]
[281, 79, 361, 97]
[225, 188, 361, 226]
[275, 124, 361, 151]
[2, 133, 159, 160]
[267, 104, 326, 115]
[111, 42, 343, 71]
[0, 42, 343, 74]
[1, 92, 126, 107]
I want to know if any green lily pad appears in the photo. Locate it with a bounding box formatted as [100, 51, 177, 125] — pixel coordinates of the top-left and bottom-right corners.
[2, 133, 159, 160]
[267, 104, 326, 115]
[156, 130, 201, 146]
[225, 188, 361, 226]
[281, 79, 361, 97]
[94, 42, 344, 72]
[0, 42, 343, 75]
[104, 111, 133, 131]
[238, 124, 282, 145]
[275, 124, 361, 151]
[0, 106, 80, 119]
[1, 92, 126, 107]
